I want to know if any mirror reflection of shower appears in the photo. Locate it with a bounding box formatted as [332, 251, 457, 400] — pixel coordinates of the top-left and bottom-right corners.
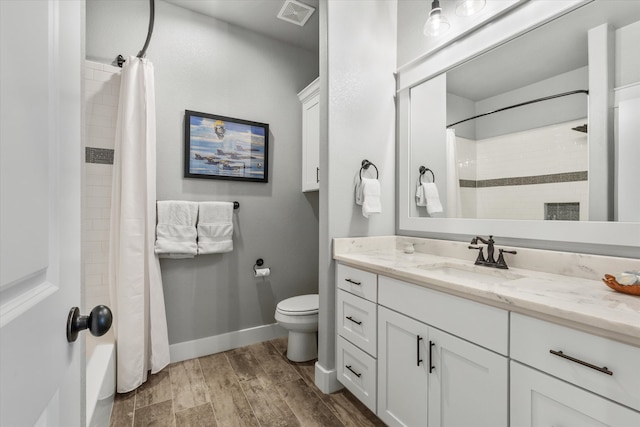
[447, 88, 589, 221]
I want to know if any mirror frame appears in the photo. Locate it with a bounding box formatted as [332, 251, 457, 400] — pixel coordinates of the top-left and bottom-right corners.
[397, 0, 639, 251]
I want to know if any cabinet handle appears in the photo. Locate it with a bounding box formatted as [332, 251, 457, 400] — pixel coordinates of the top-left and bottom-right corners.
[346, 316, 362, 325]
[316, 167, 319, 183]
[345, 278, 361, 286]
[429, 341, 435, 373]
[416, 335, 423, 366]
[345, 365, 362, 377]
[549, 350, 613, 376]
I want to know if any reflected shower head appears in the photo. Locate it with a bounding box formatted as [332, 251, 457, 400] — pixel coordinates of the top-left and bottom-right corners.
[572, 124, 588, 133]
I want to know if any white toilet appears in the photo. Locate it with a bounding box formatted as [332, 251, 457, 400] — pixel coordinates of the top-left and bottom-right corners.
[275, 294, 319, 362]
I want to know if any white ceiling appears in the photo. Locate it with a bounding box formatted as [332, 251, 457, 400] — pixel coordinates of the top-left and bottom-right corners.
[446, 0, 640, 101]
[163, 0, 320, 52]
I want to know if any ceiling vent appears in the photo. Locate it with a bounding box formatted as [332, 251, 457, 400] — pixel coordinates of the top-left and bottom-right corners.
[277, 0, 315, 27]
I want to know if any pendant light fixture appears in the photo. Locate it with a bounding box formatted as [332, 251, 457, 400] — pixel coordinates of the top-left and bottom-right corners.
[455, 0, 486, 17]
[424, 0, 450, 37]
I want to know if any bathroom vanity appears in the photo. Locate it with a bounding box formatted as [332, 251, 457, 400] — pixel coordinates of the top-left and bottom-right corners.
[334, 236, 640, 426]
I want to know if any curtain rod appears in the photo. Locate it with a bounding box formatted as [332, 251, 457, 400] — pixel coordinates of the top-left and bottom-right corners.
[446, 89, 589, 128]
[116, 0, 155, 67]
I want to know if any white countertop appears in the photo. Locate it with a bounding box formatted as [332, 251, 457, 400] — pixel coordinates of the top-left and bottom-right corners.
[334, 236, 640, 347]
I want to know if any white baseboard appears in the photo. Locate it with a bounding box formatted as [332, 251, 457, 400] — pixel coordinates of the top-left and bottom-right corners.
[169, 323, 288, 363]
[314, 362, 342, 394]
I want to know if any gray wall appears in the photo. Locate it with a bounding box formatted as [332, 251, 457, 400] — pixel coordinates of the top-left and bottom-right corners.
[317, 0, 397, 386]
[474, 67, 588, 140]
[87, 0, 319, 345]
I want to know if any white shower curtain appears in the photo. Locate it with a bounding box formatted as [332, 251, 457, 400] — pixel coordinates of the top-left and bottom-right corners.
[446, 129, 462, 218]
[109, 56, 170, 393]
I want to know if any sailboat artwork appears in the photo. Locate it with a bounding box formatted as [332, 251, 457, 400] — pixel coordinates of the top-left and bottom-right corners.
[184, 110, 269, 183]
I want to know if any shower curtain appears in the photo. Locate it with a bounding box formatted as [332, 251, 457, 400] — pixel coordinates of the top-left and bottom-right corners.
[446, 129, 462, 218]
[109, 56, 170, 393]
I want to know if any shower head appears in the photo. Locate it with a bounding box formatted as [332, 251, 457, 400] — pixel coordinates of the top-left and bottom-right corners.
[572, 124, 588, 133]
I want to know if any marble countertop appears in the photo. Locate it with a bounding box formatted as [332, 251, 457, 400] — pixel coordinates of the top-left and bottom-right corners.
[334, 236, 640, 346]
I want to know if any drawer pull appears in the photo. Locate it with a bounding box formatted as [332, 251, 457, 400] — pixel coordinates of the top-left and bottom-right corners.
[549, 350, 613, 376]
[417, 335, 423, 366]
[345, 365, 362, 377]
[429, 340, 435, 373]
[345, 278, 361, 286]
[346, 316, 362, 325]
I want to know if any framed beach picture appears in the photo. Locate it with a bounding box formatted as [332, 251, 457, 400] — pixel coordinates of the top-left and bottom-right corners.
[184, 110, 269, 183]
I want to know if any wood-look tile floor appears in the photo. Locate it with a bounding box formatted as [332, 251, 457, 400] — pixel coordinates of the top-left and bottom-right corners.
[109, 337, 385, 427]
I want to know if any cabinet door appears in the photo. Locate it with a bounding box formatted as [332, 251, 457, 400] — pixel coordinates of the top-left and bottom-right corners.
[511, 362, 640, 427]
[378, 307, 429, 427]
[428, 328, 508, 427]
[301, 93, 319, 192]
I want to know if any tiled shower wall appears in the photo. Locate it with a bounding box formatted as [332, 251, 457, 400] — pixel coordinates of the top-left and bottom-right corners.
[83, 60, 120, 356]
[456, 119, 589, 220]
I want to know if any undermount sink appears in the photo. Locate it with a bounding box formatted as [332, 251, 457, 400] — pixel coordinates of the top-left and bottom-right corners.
[417, 263, 524, 284]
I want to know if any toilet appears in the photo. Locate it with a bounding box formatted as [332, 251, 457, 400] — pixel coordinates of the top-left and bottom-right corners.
[275, 294, 319, 362]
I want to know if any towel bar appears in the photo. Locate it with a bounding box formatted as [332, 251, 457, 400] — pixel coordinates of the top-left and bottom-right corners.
[419, 166, 435, 183]
[359, 160, 379, 181]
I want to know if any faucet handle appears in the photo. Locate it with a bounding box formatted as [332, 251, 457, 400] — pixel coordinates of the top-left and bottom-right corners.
[468, 245, 486, 265]
[496, 249, 517, 269]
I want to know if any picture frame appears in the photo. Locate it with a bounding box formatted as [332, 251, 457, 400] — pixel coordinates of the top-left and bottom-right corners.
[184, 110, 269, 183]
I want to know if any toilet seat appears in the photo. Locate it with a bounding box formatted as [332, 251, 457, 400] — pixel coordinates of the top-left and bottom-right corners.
[276, 294, 319, 316]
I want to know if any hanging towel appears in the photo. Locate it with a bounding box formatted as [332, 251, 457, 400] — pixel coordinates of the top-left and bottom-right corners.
[197, 202, 234, 254]
[357, 178, 382, 218]
[154, 201, 198, 257]
[416, 183, 427, 207]
[422, 183, 443, 214]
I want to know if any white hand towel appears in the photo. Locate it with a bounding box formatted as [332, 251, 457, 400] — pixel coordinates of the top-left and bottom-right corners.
[422, 183, 443, 214]
[155, 201, 198, 257]
[197, 202, 234, 254]
[355, 180, 364, 206]
[360, 178, 382, 218]
[416, 184, 427, 207]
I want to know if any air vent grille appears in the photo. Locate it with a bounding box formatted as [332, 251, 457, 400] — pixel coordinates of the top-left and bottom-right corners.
[277, 0, 315, 27]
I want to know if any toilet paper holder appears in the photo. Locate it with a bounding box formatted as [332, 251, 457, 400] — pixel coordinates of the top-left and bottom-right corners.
[253, 258, 271, 277]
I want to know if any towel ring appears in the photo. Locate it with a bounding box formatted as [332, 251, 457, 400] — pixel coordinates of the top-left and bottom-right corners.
[360, 160, 379, 181]
[419, 166, 435, 184]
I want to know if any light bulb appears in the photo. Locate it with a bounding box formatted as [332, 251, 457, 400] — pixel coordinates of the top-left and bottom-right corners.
[455, 0, 486, 17]
[424, 8, 450, 37]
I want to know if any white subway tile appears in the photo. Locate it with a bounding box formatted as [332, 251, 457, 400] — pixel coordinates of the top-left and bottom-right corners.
[85, 61, 103, 71]
[102, 94, 120, 107]
[87, 113, 113, 128]
[92, 104, 118, 117]
[85, 79, 112, 94]
[92, 69, 115, 82]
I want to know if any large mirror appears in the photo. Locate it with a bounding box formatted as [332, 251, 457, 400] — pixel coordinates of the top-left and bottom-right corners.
[398, 0, 640, 249]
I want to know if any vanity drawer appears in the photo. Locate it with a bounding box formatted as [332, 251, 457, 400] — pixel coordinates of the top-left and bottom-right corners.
[336, 263, 377, 302]
[337, 289, 377, 356]
[511, 313, 640, 412]
[378, 275, 508, 355]
[337, 336, 377, 413]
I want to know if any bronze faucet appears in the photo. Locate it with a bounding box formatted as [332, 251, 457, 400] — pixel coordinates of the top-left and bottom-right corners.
[469, 235, 517, 269]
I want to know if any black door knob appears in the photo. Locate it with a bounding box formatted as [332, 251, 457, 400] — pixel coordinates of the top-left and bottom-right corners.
[66, 305, 113, 343]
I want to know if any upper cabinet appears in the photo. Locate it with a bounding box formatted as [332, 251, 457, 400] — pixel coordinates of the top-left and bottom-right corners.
[298, 78, 320, 192]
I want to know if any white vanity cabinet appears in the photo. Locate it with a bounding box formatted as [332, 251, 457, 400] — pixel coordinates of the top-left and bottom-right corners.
[510, 313, 640, 426]
[377, 277, 508, 427]
[297, 78, 319, 192]
[336, 263, 378, 412]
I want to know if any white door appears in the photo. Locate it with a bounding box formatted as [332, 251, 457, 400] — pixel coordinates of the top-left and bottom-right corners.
[428, 328, 508, 427]
[1, 1, 83, 426]
[511, 362, 640, 426]
[377, 306, 429, 427]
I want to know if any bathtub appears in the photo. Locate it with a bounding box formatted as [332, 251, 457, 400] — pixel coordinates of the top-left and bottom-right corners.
[86, 343, 116, 427]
